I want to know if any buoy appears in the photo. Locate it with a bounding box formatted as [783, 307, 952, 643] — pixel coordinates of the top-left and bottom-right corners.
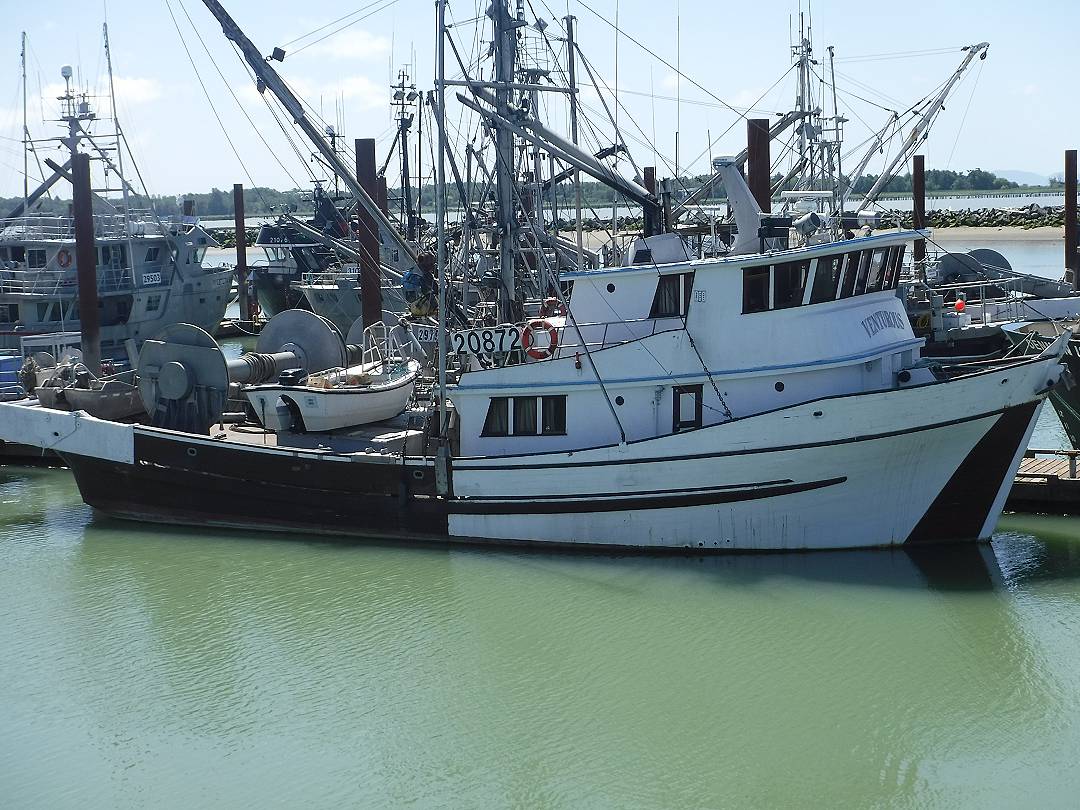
[955, 298, 966, 313]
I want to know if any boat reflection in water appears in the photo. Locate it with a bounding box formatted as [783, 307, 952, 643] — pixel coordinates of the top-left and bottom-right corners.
[2, 467, 1080, 806]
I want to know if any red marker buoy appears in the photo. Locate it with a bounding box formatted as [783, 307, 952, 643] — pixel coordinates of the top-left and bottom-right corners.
[955, 298, 966, 313]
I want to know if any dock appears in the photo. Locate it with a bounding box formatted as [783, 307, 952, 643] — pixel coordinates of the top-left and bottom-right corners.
[1007, 449, 1080, 515]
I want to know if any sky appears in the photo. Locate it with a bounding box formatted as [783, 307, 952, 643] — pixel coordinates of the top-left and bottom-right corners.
[1, 0, 1077, 199]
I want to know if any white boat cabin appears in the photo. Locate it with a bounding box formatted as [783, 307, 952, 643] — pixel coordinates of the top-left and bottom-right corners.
[449, 231, 927, 457]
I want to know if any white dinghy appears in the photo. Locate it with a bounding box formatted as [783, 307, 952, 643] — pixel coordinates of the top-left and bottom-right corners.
[245, 320, 422, 433]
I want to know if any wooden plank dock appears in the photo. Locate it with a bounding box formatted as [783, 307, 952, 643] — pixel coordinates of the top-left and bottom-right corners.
[1007, 449, 1080, 515]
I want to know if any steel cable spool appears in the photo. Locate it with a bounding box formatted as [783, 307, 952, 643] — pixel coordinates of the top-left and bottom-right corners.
[138, 310, 351, 434]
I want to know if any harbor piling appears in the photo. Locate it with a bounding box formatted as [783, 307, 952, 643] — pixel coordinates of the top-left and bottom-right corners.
[747, 118, 771, 213]
[1065, 149, 1077, 289]
[232, 183, 255, 321]
[71, 152, 100, 373]
[643, 166, 657, 236]
[912, 154, 926, 279]
[355, 138, 383, 328]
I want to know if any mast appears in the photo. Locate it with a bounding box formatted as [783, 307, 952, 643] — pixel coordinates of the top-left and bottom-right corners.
[435, 0, 448, 437]
[860, 42, 990, 205]
[490, 0, 518, 322]
[21, 32, 28, 216]
[199, 0, 418, 270]
[565, 15, 584, 275]
[103, 23, 134, 242]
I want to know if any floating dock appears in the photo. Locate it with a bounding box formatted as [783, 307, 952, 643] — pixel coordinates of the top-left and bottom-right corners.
[1007, 449, 1080, 515]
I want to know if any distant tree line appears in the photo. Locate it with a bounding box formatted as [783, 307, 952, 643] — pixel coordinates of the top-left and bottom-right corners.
[0, 168, 1044, 220]
[0, 186, 311, 219]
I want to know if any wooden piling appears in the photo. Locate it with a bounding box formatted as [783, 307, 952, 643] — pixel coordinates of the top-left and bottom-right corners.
[747, 118, 771, 213]
[1066, 149, 1077, 290]
[71, 153, 100, 373]
[232, 183, 254, 321]
[355, 138, 383, 329]
[912, 154, 926, 280]
[643, 166, 657, 236]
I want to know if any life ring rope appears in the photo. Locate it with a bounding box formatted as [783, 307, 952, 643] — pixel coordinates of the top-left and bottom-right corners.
[56, 249, 72, 269]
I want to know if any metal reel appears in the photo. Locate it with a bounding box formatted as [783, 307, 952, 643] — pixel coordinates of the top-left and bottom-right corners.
[967, 248, 1013, 276]
[256, 309, 346, 373]
[138, 323, 229, 434]
[937, 252, 986, 284]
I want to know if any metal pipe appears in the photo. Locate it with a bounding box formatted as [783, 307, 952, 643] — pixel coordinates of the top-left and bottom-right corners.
[233, 183, 252, 321]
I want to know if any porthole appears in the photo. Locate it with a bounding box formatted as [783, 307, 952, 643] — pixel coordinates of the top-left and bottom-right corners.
[615, 396, 625, 406]
[412, 470, 425, 480]
[186, 447, 198, 457]
[606, 283, 616, 293]
[774, 381, 785, 392]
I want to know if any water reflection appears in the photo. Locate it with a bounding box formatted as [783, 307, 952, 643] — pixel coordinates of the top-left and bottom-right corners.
[2, 470, 1079, 808]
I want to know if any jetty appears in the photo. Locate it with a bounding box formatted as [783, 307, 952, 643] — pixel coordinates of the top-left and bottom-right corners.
[1008, 449, 1080, 515]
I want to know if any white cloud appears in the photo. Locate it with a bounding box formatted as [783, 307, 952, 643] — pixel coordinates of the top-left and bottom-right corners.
[293, 29, 391, 62]
[288, 74, 386, 111]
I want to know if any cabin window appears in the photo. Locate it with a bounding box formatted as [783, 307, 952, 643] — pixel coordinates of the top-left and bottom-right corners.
[483, 395, 567, 437]
[864, 248, 888, 293]
[145, 246, 160, 263]
[632, 248, 653, 265]
[0, 303, 19, 322]
[0, 247, 8, 261]
[810, 256, 843, 303]
[773, 260, 810, 309]
[853, 251, 873, 295]
[9, 246, 25, 263]
[742, 266, 770, 314]
[884, 245, 905, 289]
[649, 272, 695, 318]
[541, 395, 567, 435]
[513, 397, 538, 436]
[839, 251, 861, 298]
[100, 245, 125, 270]
[146, 295, 162, 312]
[673, 384, 703, 433]
[482, 397, 509, 436]
[27, 248, 46, 269]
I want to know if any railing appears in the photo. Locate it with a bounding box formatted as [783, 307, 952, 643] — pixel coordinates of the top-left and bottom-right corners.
[0, 213, 169, 241]
[0, 266, 135, 297]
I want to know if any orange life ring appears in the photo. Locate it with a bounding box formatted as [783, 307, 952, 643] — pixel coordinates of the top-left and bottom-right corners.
[522, 319, 559, 360]
[539, 297, 566, 318]
[56, 249, 72, 269]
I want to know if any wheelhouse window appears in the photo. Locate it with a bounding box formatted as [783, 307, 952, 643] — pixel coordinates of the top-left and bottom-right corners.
[27, 248, 46, 269]
[773, 260, 810, 309]
[673, 385, 703, 433]
[864, 248, 888, 293]
[649, 271, 695, 318]
[810, 256, 843, 304]
[883, 245, 905, 289]
[839, 251, 861, 298]
[145, 246, 161, 263]
[482, 395, 567, 437]
[742, 266, 770, 313]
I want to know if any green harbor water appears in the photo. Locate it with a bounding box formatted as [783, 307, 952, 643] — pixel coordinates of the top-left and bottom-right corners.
[1, 469, 1079, 806]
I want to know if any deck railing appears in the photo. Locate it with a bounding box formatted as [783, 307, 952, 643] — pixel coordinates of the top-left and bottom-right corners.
[0, 266, 135, 297]
[0, 212, 171, 241]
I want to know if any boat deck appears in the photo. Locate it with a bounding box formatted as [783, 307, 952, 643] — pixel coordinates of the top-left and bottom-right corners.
[1007, 449, 1080, 515]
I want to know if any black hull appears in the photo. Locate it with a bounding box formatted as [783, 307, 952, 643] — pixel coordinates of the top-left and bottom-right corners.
[254, 270, 309, 318]
[63, 432, 448, 541]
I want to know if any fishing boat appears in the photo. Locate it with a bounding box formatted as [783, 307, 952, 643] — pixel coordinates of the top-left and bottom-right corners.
[1, 31, 233, 363]
[1002, 320, 1080, 448]
[0, 1, 1069, 552]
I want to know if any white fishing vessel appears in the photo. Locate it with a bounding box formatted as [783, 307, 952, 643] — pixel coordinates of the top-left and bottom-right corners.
[0, 1, 1068, 552]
